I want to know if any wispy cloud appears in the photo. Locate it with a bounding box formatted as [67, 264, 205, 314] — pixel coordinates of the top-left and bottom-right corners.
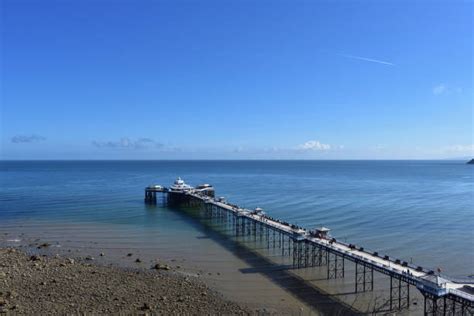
[297, 140, 332, 151]
[433, 84, 447, 95]
[92, 137, 164, 149]
[432, 84, 462, 96]
[339, 53, 394, 66]
[11, 134, 46, 143]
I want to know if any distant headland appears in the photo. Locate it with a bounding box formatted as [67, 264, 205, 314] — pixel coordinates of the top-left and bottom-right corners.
[467, 159, 474, 164]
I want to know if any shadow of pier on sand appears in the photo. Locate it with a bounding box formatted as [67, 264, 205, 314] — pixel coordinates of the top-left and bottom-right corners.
[162, 205, 362, 315]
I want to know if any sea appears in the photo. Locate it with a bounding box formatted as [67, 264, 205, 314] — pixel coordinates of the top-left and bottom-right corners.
[1, 160, 473, 314]
[0, 160, 472, 277]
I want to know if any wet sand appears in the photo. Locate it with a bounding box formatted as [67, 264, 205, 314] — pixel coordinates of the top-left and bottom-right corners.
[0, 225, 319, 315]
[0, 212, 425, 315]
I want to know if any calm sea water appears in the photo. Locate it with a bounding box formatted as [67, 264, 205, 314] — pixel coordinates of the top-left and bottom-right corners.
[1, 160, 473, 277]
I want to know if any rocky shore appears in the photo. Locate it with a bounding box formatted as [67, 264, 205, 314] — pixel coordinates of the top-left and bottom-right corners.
[0, 248, 250, 315]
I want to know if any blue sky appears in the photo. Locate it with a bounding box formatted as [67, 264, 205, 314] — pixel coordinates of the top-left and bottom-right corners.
[1, 0, 472, 159]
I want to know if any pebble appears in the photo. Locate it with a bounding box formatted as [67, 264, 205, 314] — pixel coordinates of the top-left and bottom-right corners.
[140, 303, 151, 311]
[29, 255, 41, 262]
[0, 248, 249, 314]
[37, 243, 51, 249]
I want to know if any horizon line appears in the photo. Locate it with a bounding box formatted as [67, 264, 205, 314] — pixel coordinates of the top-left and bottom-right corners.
[0, 158, 470, 162]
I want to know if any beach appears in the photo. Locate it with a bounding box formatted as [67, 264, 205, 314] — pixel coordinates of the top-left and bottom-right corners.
[0, 247, 250, 315]
[0, 226, 426, 315]
[0, 228, 338, 315]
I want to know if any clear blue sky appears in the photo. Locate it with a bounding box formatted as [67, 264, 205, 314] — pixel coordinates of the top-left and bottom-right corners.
[1, 0, 472, 159]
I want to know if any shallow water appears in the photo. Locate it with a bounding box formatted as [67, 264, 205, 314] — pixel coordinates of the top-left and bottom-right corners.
[0, 160, 473, 313]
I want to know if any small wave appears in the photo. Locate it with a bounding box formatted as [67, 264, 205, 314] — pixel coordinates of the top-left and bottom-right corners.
[7, 239, 21, 242]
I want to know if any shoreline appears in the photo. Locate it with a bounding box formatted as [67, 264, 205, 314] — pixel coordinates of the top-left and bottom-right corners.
[0, 247, 250, 315]
[1, 216, 437, 315]
[1, 226, 359, 315]
[1, 221, 428, 315]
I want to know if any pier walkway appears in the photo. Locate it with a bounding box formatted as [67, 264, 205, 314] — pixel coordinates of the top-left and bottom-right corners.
[145, 180, 474, 315]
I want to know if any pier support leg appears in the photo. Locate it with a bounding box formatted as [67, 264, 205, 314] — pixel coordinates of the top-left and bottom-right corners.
[144, 191, 157, 204]
[292, 239, 298, 268]
[235, 215, 239, 235]
[242, 218, 247, 240]
[318, 245, 327, 266]
[280, 234, 285, 257]
[272, 229, 276, 249]
[327, 252, 344, 279]
[389, 276, 409, 311]
[310, 244, 327, 266]
[421, 293, 474, 316]
[298, 241, 304, 268]
[266, 226, 270, 249]
[355, 262, 374, 292]
[287, 235, 291, 257]
[291, 241, 305, 268]
[304, 241, 310, 268]
[422, 293, 439, 316]
[253, 221, 257, 241]
[230, 214, 234, 234]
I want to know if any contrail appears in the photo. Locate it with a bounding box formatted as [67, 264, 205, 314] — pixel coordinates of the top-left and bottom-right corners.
[339, 53, 394, 66]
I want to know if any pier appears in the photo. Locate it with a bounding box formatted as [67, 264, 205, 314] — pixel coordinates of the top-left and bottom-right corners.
[145, 178, 474, 315]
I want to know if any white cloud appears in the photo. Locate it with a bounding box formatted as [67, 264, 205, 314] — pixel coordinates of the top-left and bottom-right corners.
[433, 84, 447, 95]
[298, 140, 332, 151]
[92, 137, 164, 149]
[432, 84, 463, 96]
